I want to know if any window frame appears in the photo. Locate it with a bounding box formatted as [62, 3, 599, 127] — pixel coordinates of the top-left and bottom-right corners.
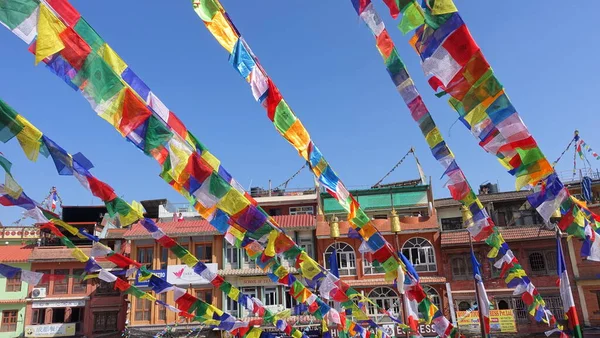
[5, 272, 21, 292]
[0, 310, 17, 332]
[263, 286, 278, 307]
[93, 311, 119, 333]
[160, 247, 169, 270]
[223, 241, 240, 269]
[450, 255, 473, 280]
[136, 246, 154, 267]
[422, 285, 441, 311]
[441, 217, 463, 231]
[195, 243, 213, 263]
[401, 237, 437, 272]
[362, 253, 385, 275]
[134, 297, 152, 322]
[195, 289, 213, 305]
[52, 269, 69, 295]
[528, 249, 557, 275]
[323, 242, 357, 276]
[158, 293, 167, 321]
[71, 269, 87, 294]
[366, 287, 400, 322]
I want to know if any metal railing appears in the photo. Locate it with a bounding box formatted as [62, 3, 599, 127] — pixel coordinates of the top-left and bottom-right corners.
[555, 168, 600, 184]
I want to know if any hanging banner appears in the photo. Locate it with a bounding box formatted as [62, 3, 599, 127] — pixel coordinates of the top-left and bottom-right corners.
[456, 310, 517, 333]
[167, 264, 217, 285]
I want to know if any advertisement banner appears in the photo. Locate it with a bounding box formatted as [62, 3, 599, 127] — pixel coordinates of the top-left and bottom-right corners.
[25, 323, 76, 337]
[456, 309, 517, 333]
[167, 264, 218, 285]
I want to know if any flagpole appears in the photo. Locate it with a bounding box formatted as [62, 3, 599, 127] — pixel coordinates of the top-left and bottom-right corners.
[468, 235, 487, 338]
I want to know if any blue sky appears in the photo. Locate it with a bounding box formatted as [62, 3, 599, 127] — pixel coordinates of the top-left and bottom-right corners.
[0, 0, 598, 225]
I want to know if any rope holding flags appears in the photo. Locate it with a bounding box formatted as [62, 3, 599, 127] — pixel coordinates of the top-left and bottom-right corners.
[347, 0, 555, 327]
[0, 1, 415, 337]
[187, 1, 456, 336]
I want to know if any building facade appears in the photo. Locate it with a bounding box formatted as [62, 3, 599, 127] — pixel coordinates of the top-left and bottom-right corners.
[317, 183, 443, 337]
[436, 187, 599, 334]
[0, 245, 33, 337]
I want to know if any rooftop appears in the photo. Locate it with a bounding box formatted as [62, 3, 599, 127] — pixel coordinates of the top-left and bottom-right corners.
[344, 276, 446, 286]
[124, 214, 316, 239]
[435, 190, 531, 208]
[0, 245, 34, 263]
[441, 226, 555, 246]
[316, 215, 438, 238]
[29, 246, 92, 262]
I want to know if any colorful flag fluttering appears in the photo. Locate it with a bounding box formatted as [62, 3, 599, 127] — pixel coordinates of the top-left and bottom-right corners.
[470, 249, 490, 336]
[556, 236, 583, 338]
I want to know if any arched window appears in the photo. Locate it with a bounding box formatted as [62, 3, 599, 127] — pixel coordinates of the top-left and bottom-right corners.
[324, 243, 356, 276]
[367, 287, 401, 322]
[457, 301, 471, 311]
[528, 250, 557, 274]
[497, 300, 510, 310]
[422, 285, 441, 310]
[401, 237, 436, 272]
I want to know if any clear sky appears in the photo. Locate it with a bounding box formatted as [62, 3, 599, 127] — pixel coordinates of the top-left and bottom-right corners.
[0, 0, 598, 225]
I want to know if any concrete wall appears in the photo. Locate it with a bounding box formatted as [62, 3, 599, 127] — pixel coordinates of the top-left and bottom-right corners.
[0, 262, 30, 337]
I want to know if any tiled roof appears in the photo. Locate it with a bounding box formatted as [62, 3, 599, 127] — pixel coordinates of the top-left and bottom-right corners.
[219, 267, 298, 276]
[123, 215, 315, 239]
[0, 299, 26, 304]
[441, 226, 555, 246]
[105, 228, 128, 239]
[0, 245, 33, 263]
[435, 190, 531, 208]
[29, 246, 92, 262]
[344, 276, 446, 287]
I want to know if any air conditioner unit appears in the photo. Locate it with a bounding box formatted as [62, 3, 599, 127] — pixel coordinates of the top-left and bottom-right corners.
[31, 288, 46, 298]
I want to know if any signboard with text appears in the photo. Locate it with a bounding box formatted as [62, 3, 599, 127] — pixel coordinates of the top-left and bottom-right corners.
[457, 309, 517, 333]
[32, 299, 85, 308]
[167, 264, 217, 285]
[25, 323, 76, 337]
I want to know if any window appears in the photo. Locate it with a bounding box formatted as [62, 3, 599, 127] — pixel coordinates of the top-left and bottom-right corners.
[363, 253, 384, 275]
[195, 243, 213, 263]
[0, 310, 17, 332]
[242, 249, 257, 269]
[137, 247, 154, 267]
[52, 308, 65, 323]
[36, 270, 50, 290]
[95, 280, 119, 296]
[423, 285, 441, 311]
[528, 250, 557, 274]
[372, 214, 388, 220]
[324, 243, 356, 276]
[497, 300, 510, 310]
[160, 247, 169, 270]
[367, 287, 400, 322]
[544, 296, 563, 321]
[441, 217, 463, 231]
[93, 311, 118, 333]
[450, 255, 473, 279]
[298, 233, 314, 258]
[224, 242, 239, 269]
[289, 206, 314, 215]
[5, 272, 21, 292]
[401, 237, 437, 272]
[72, 269, 87, 294]
[135, 297, 152, 321]
[158, 293, 167, 321]
[241, 287, 258, 317]
[225, 292, 239, 317]
[53, 269, 69, 295]
[268, 208, 282, 216]
[32, 309, 45, 325]
[264, 287, 277, 306]
[196, 289, 213, 304]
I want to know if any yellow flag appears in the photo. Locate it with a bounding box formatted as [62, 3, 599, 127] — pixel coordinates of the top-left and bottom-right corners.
[100, 43, 128, 75]
[314, 158, 328, 178]
[83, 274, 99, 281]
[205, 11, 238, 53]
[217, 188, 250, 216]
[15, 115, 43, 162]
[228, 287, 240, 301]
[35, 5, 66, 65]
[228, 226, 245, 241]
[131, 200, 146, 216]
[201, 151, 221, 171]
[292, 330, 303, 338]
[265, 230, 278, 257]
[168, 138, 192, 181]
[463, 103, 488, 127]
[97, 89, 126, 128]
[299, 253, 321, 280]
[431, 0, 457, 15]
[180, 253, 199, 267]
[274, 310, 291, 321]
[425, 127, 443, 148]
[283, 120, 311, 161]
[71, 248, 89, 263]
[4, 174, 23, 199]
[141, 293, 156, 302]
[52, 219, 79, 236]
[119, 210, 142, 227]
[247, 328, 262, 338]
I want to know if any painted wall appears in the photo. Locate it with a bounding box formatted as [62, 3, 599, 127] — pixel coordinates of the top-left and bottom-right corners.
[0, 262, 30, 337]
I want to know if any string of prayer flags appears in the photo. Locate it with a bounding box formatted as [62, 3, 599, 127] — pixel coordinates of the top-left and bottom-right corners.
[380, 0, 600, 265]
[576, 137, 600, 161]
[349, 0, 554, 327]
[2, 1, 399, 336]
[187, 0, 452, 334]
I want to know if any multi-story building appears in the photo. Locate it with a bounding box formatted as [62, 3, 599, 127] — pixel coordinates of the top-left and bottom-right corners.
[316, 181, 443, 337]
[124, 188, 318, 335]
[436, 185, 599, 335]
[0, 245, 33, 337]
[24, 205, 127, 338]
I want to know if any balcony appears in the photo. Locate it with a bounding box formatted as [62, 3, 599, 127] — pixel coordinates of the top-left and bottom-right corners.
[555, 168, 600, 185]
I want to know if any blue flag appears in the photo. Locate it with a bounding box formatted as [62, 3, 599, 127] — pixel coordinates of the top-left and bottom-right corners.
[329, 248, 339, 278]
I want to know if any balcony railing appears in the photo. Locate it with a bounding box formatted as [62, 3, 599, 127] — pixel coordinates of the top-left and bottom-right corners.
[555, 168, 600, 184]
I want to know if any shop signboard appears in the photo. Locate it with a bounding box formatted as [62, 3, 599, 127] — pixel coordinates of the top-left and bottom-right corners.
[32, 299, 85, 308]
[167, 264, 217, 285]
[25, 323, 76, 337]
[456, 309, 517, 333]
